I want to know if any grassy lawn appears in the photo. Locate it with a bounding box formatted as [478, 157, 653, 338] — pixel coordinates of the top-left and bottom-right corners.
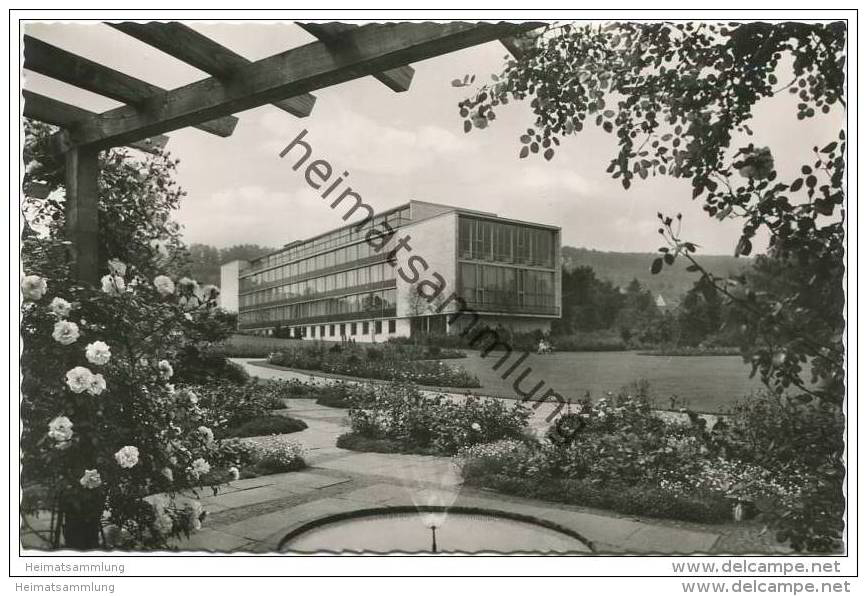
[453, 350, 763, 414]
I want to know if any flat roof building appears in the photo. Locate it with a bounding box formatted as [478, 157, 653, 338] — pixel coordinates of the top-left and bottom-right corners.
[221, 200, 561, 342]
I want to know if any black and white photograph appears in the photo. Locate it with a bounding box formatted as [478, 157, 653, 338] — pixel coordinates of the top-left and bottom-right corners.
[9, 5, 859, 591]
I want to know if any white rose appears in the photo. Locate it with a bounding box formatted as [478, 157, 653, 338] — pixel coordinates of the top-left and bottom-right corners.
[48, 416, 74, 443]
[87, 373, 107, 396]
[79, 469, 102, 489]
[65, 366, 94, 394]
[153, 275, 175, 296]
[183, 500, 205, 531]
[21, 275, 47, 301]
[114, 445, 140, 469]
[85, 341, 112, 366]
[197, 426, 214, 444]
[189, 458, 211, 479]
[471, 422, 482, 432]
[101, 274, 126, 296]
[52, 321, 80, 345]
[49, 297, 72, 318]
[158, 360, 174, 380]
[161, 467, 174, 482]
[107, 258, 127, 277]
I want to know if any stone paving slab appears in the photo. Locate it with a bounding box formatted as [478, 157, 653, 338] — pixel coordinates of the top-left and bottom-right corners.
[620, 524, 719, 554]
[173, 528, 256, 552]
[219, 497, 362, 544]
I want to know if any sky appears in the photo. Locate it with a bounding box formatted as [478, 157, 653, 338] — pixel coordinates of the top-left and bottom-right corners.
[22, 21, 844, 255]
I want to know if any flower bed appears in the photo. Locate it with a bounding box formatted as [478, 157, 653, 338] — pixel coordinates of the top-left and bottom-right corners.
[339, 382, 530, 455]
[453, 384, 819, 527]
[267, 343, 480, 388]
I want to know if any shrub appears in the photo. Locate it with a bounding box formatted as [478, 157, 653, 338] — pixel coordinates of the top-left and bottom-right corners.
[268, 343, 479, 387]
[225, 415, 308, 439]
[344, 383, 530, 455]
[253, 440, 307, 474]
[194, 380, 292, 433]
[212, 438, 261, 469]
[462, 473, 731, 524]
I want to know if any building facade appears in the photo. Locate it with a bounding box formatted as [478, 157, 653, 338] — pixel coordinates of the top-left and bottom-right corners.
[221, 200, 560, 342]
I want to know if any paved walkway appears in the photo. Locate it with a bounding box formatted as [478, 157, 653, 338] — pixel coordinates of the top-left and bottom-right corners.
[179, 358, 730, 554]
[19, 361, 766, 553]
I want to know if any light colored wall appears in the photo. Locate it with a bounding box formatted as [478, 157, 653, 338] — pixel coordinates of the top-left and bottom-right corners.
[219, 260, 247, 313]
[394, 211, 458, 319]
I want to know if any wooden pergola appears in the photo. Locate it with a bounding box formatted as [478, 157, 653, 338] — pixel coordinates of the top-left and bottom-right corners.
[22, 21, 539, 284]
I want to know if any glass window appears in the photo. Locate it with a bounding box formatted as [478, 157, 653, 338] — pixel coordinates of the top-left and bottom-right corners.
[388, 319, 396, 333]
[362, 321, 369, 335]
[340, 323, 346, 337]
[357, 266, 369, 286]
[329, 324, 335, 337]
[350, 322, 357, 335]
[375, 320, 382, 334]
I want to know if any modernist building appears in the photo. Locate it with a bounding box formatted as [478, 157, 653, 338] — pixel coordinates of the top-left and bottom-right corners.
[221, 200, 560, 342]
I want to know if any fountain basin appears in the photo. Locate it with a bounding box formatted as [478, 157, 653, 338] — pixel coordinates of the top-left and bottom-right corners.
[278, 506, 594, 554]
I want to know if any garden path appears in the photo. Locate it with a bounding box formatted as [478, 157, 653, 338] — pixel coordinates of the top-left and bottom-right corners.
[169, 359, 760, 554]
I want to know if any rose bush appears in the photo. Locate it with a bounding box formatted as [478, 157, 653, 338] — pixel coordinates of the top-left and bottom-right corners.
[21, 119, 239, 549]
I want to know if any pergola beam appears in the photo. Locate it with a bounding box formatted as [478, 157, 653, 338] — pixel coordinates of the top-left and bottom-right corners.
[69, 22, 536, 150]
[23, 35, 238, 139]
[107, 21, 317, 118]
[297, 22, 415, 92]
[499, 30, 541, 59]
[23, 90, 168, 155]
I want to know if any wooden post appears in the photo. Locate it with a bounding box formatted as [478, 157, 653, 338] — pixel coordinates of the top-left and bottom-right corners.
[63, 140, 100, 285]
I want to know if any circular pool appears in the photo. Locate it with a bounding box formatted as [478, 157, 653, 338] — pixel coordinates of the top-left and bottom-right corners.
[278, 506, 594, 554]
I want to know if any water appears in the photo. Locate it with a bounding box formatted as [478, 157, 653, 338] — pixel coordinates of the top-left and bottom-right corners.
[281, 511, 592, 553]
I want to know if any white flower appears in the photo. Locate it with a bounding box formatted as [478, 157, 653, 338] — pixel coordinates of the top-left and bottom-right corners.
[47, 416, 74, 443]
[158, 360, 173, 380]
[52, 321, 80, 346]
[65, 366, 94, 394]
[107, 258, 127, 277]
[201, 285, 220, 301]
[197, 426, 214, 444]
[87, 373, 107, 396]
[21, 275, 47, 301]
[149, 239, 170, 260]
[101, 274, 125, 296]
[145, 495, 174, 535]
[161, 467, 174, 482]
[153, 275, 175, 296]
[471, 422, 482, 432]
[190, 458, 211, 479]
[79, 469, 102, 489]
[228, 466, 240, 481]
[85, 341, 112, 366]
[183, 500, 205, 531]
[114, 445, 140, 469]
[49, 297, 72, 318]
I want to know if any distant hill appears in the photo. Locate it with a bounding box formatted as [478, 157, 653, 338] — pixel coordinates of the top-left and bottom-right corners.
[561, 246, 751, 309]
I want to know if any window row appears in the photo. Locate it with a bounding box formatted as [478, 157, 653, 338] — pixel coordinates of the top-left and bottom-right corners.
[240, 263, 395, 308]
[290, 319, 397, 339]
[458, 216, 557, 268]
[459, 263, 557, 309]
[241, 238, 391, 290]
[249, 207, 411, 272]
[238, 289, 397, 326]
